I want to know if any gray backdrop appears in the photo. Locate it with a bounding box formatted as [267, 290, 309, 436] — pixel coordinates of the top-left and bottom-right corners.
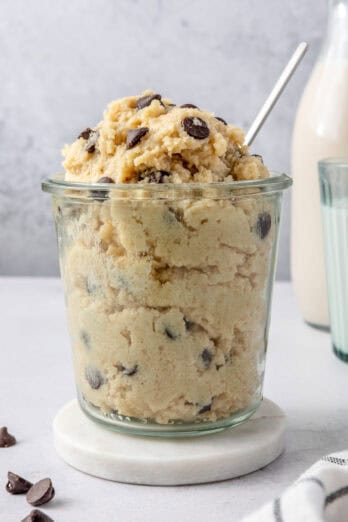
[0, 0, 325, 278]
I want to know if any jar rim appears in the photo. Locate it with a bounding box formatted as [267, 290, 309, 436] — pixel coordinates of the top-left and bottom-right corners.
[42, 172, 292, 200]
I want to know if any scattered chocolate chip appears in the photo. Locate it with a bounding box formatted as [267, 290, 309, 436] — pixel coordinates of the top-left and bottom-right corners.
[116, 364, 138, 376]
[182, 117, 209, 140]
[78, 127, 93, 140]
[256, 212, 272, 239]
[80, 330, 91, 350]
[0, 427, 16, 447]
[198, 404, 212, 414]
[6, 472, 33, 494]
[126, 127, 149, 149]
[167, 103, 176, 107]
[251, 154, 264, 163]
[26, 478, 55, 507]
[184, 317, 193, 331]
[85, 129, 99, 153]
[181, 103, 199, 109]
[85, 367, 104, 389]
[216, 116, 227, 125]
[136, 94, 162, 110]
[164, 327, 178, 340]
[201, 348, 213, 369]
[22, 509, 54, 522]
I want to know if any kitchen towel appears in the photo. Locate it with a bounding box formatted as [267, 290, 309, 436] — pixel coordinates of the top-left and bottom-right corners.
[242, 451, 348, 522]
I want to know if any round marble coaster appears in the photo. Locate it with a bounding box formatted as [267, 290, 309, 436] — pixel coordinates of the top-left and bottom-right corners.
[53, 398, 285, 485]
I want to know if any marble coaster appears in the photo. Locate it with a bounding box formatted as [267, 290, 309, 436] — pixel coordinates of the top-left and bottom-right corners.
[53, 398, 286, 485]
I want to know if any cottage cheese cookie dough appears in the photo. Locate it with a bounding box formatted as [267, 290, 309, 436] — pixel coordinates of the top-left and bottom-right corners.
[59, 92, 273, 425]
[63, 91, 268, 184]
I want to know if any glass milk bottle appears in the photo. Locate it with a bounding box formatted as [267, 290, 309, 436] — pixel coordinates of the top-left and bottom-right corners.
[291, 0, 348, 328]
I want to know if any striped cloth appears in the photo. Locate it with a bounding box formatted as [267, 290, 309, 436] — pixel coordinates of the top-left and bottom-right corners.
[242, 451, 348, 522]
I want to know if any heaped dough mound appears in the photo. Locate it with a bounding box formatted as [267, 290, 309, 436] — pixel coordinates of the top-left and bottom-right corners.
[63, 90, 269, 184]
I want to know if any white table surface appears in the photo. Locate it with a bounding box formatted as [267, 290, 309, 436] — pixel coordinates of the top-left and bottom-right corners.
[1, 278, 347, 522]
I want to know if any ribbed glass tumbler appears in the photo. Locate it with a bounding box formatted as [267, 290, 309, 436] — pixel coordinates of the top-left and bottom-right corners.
[319, 158, 348, 362]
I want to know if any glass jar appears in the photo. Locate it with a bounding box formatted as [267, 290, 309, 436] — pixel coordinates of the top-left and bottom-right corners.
[42, 173, 291, 436]
[292, 0, 348, 329]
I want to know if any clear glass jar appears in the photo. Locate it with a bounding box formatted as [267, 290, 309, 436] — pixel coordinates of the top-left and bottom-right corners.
[42, 173, 291, 437]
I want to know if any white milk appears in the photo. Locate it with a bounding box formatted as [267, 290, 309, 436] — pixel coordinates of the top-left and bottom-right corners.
[291, 61, 348, 328]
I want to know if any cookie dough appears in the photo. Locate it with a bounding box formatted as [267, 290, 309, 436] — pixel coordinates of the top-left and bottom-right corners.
[63, 91, 268, 184]
[58, 92, 274, 425]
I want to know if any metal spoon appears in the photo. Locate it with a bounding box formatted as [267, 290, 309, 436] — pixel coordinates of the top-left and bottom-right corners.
[245, 42, 308, 147]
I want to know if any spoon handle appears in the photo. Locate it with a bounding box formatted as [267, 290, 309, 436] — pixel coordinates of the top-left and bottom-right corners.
[245, 42, 308, 147]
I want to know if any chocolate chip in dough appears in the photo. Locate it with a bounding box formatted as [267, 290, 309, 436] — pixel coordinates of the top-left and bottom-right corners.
[184, 317, 194, 331]
[85, 367, 104, 389]
[182, 117, 209, 139]
[78, 128, 99, 153]
[77, 127, 93, 140]
[26, 478, 55, 507]
[147, 170, 170, 183]
[22, 509, 54, 522]
[6, 472, 33, 494]
[215, 116, 227, 125]
[85, 130, 99, 153]
[201, 348, 213, 369]
[256, 212, 271, 239]
[136, 93, 162, 110]
[198, 403, 212, 414]
[80, 330, 91, 350]
[139, 170, 169, 183]
[116, 364, 138, 376]
[0, 427, 16, 447]
[126, 127, 149, 149]
[251, 154, 264, 163]
[97, 176, 114, 184]
[164, 327, 179, 340]
[90, 176, 115, 200]
[180, 103, 199, 109]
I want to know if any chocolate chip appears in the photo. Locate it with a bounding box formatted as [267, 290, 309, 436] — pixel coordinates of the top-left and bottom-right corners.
[137, 94, 162, 110]
[216, 116, 227, 125]
[116, 364, 138, 376]
[126, 127, 149, 149]
[184, 317, 193, 331]
[251, 154, 264, 164]
[85, 367, 104, 389]
[97, 176, 114, 184]
[80, 330, 91, 350]
[198, 404, 212, 414]
[0, 427, 16, 447]
[181, 103, 199, 109]
[26, 478, 55, 507]
[138, 170, 169, 183]
[201, 348, 213, 369]
[164, 327, 178, 340]
[148, 171, 169, 183]
[256, 212, 271, 239]
[90, 176, 115, 200]
[78, 127, 93, 140]
[6, 472, 33, 494]
[22, 509, 54, 522]
[182, 117, 209, 139]
[85, 130, 99, 153]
